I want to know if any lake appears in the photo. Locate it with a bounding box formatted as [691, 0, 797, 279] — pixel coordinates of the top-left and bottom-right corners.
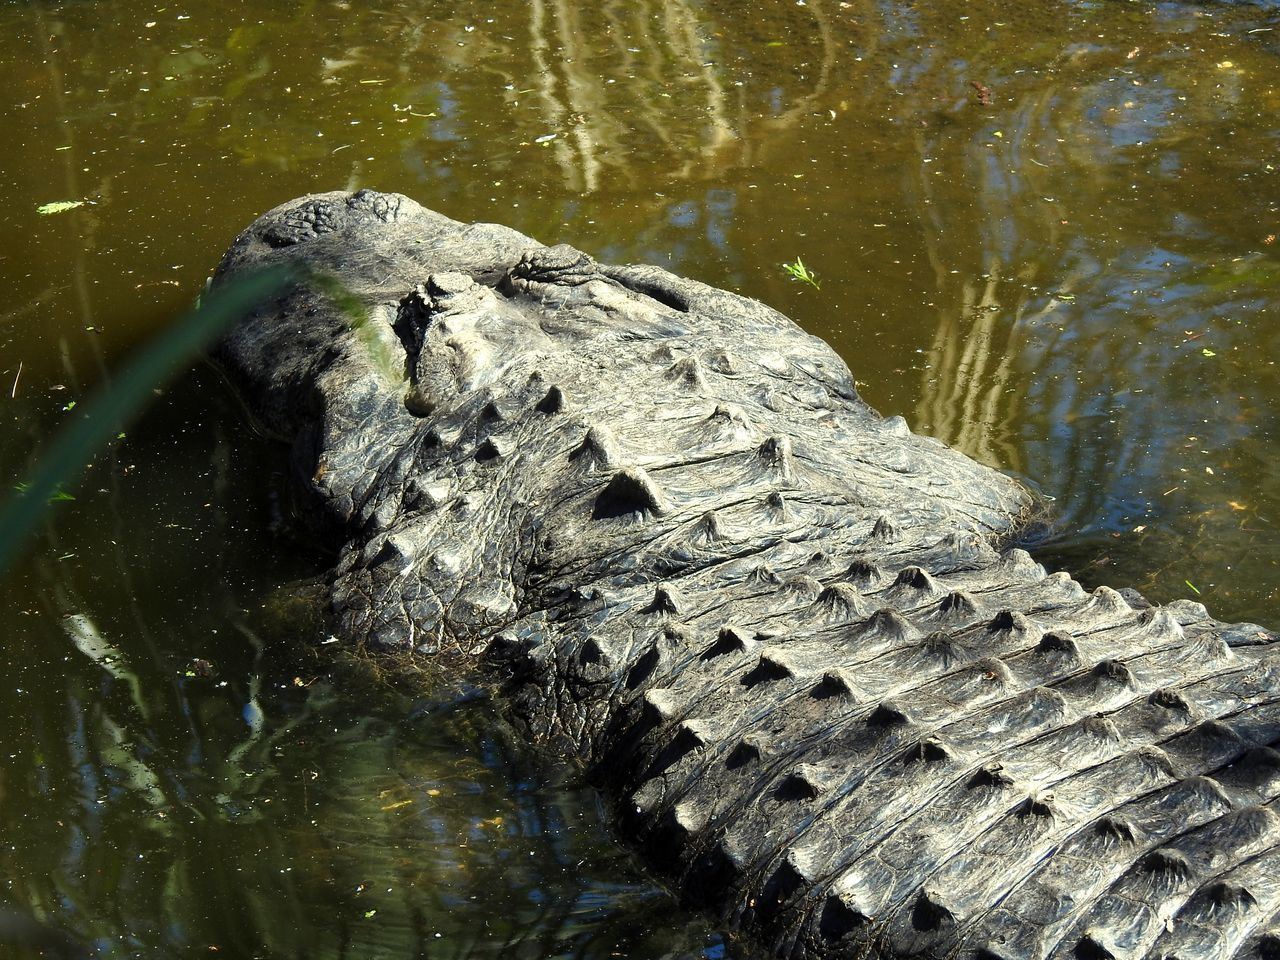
[1, 1, 1277, 956]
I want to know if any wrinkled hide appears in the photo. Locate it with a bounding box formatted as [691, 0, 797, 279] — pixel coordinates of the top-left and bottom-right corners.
[214, 191, 1280, 960]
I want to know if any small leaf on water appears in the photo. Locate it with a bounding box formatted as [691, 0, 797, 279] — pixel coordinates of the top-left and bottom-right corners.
[363, 910, 377, 919]
[782, 257, 821, 290]
[1184, 580, 1201, 595]
[1201, 348, 1217, 357]
[37, 200, 86, 215]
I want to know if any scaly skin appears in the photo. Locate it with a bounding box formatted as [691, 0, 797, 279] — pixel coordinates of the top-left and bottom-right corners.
[214, 190, 1280, 960]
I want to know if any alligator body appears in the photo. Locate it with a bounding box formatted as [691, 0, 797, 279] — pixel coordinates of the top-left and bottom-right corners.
[213, 190, 1280, 960]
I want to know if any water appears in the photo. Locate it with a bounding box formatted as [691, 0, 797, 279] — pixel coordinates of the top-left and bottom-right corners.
[0, 0, 1277, 956]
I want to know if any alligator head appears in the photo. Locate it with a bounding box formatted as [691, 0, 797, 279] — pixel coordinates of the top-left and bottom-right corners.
[215, 190, 1280, 960]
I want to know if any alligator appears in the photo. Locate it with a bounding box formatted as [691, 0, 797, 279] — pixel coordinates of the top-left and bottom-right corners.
[212, 189, 1280, 960]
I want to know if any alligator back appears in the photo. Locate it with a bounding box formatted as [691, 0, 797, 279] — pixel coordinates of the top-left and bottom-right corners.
[214, 190, 1280, 960]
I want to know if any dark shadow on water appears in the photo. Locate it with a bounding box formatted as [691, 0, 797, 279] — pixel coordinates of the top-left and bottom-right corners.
[0, 367, 724, 960]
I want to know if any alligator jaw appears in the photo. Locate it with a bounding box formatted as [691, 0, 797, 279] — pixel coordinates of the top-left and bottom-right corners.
[214, 190, 1280, 960]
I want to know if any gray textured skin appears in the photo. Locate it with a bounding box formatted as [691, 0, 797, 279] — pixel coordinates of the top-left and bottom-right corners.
[213, 190, 1280, 960]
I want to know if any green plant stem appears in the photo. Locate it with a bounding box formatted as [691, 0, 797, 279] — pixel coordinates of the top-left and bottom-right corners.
[0, 265, 296, 576]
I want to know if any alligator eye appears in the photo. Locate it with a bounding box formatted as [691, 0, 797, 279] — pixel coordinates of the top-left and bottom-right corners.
[396, 273, 489, 354]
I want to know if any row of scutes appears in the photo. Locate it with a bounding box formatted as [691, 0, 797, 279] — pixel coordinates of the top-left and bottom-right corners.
[593, 562, 1279, 959]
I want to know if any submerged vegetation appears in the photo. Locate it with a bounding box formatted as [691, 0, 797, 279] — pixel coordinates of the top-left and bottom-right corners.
[0, 266, 295, 574]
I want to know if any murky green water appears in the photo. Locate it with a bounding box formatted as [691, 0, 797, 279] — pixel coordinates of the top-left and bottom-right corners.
[1, 0, 1278, 956]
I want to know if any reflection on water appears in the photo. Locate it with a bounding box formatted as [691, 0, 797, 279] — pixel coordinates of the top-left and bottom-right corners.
[0, 378, 722, 959]
[0, 0, 1277, 955]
